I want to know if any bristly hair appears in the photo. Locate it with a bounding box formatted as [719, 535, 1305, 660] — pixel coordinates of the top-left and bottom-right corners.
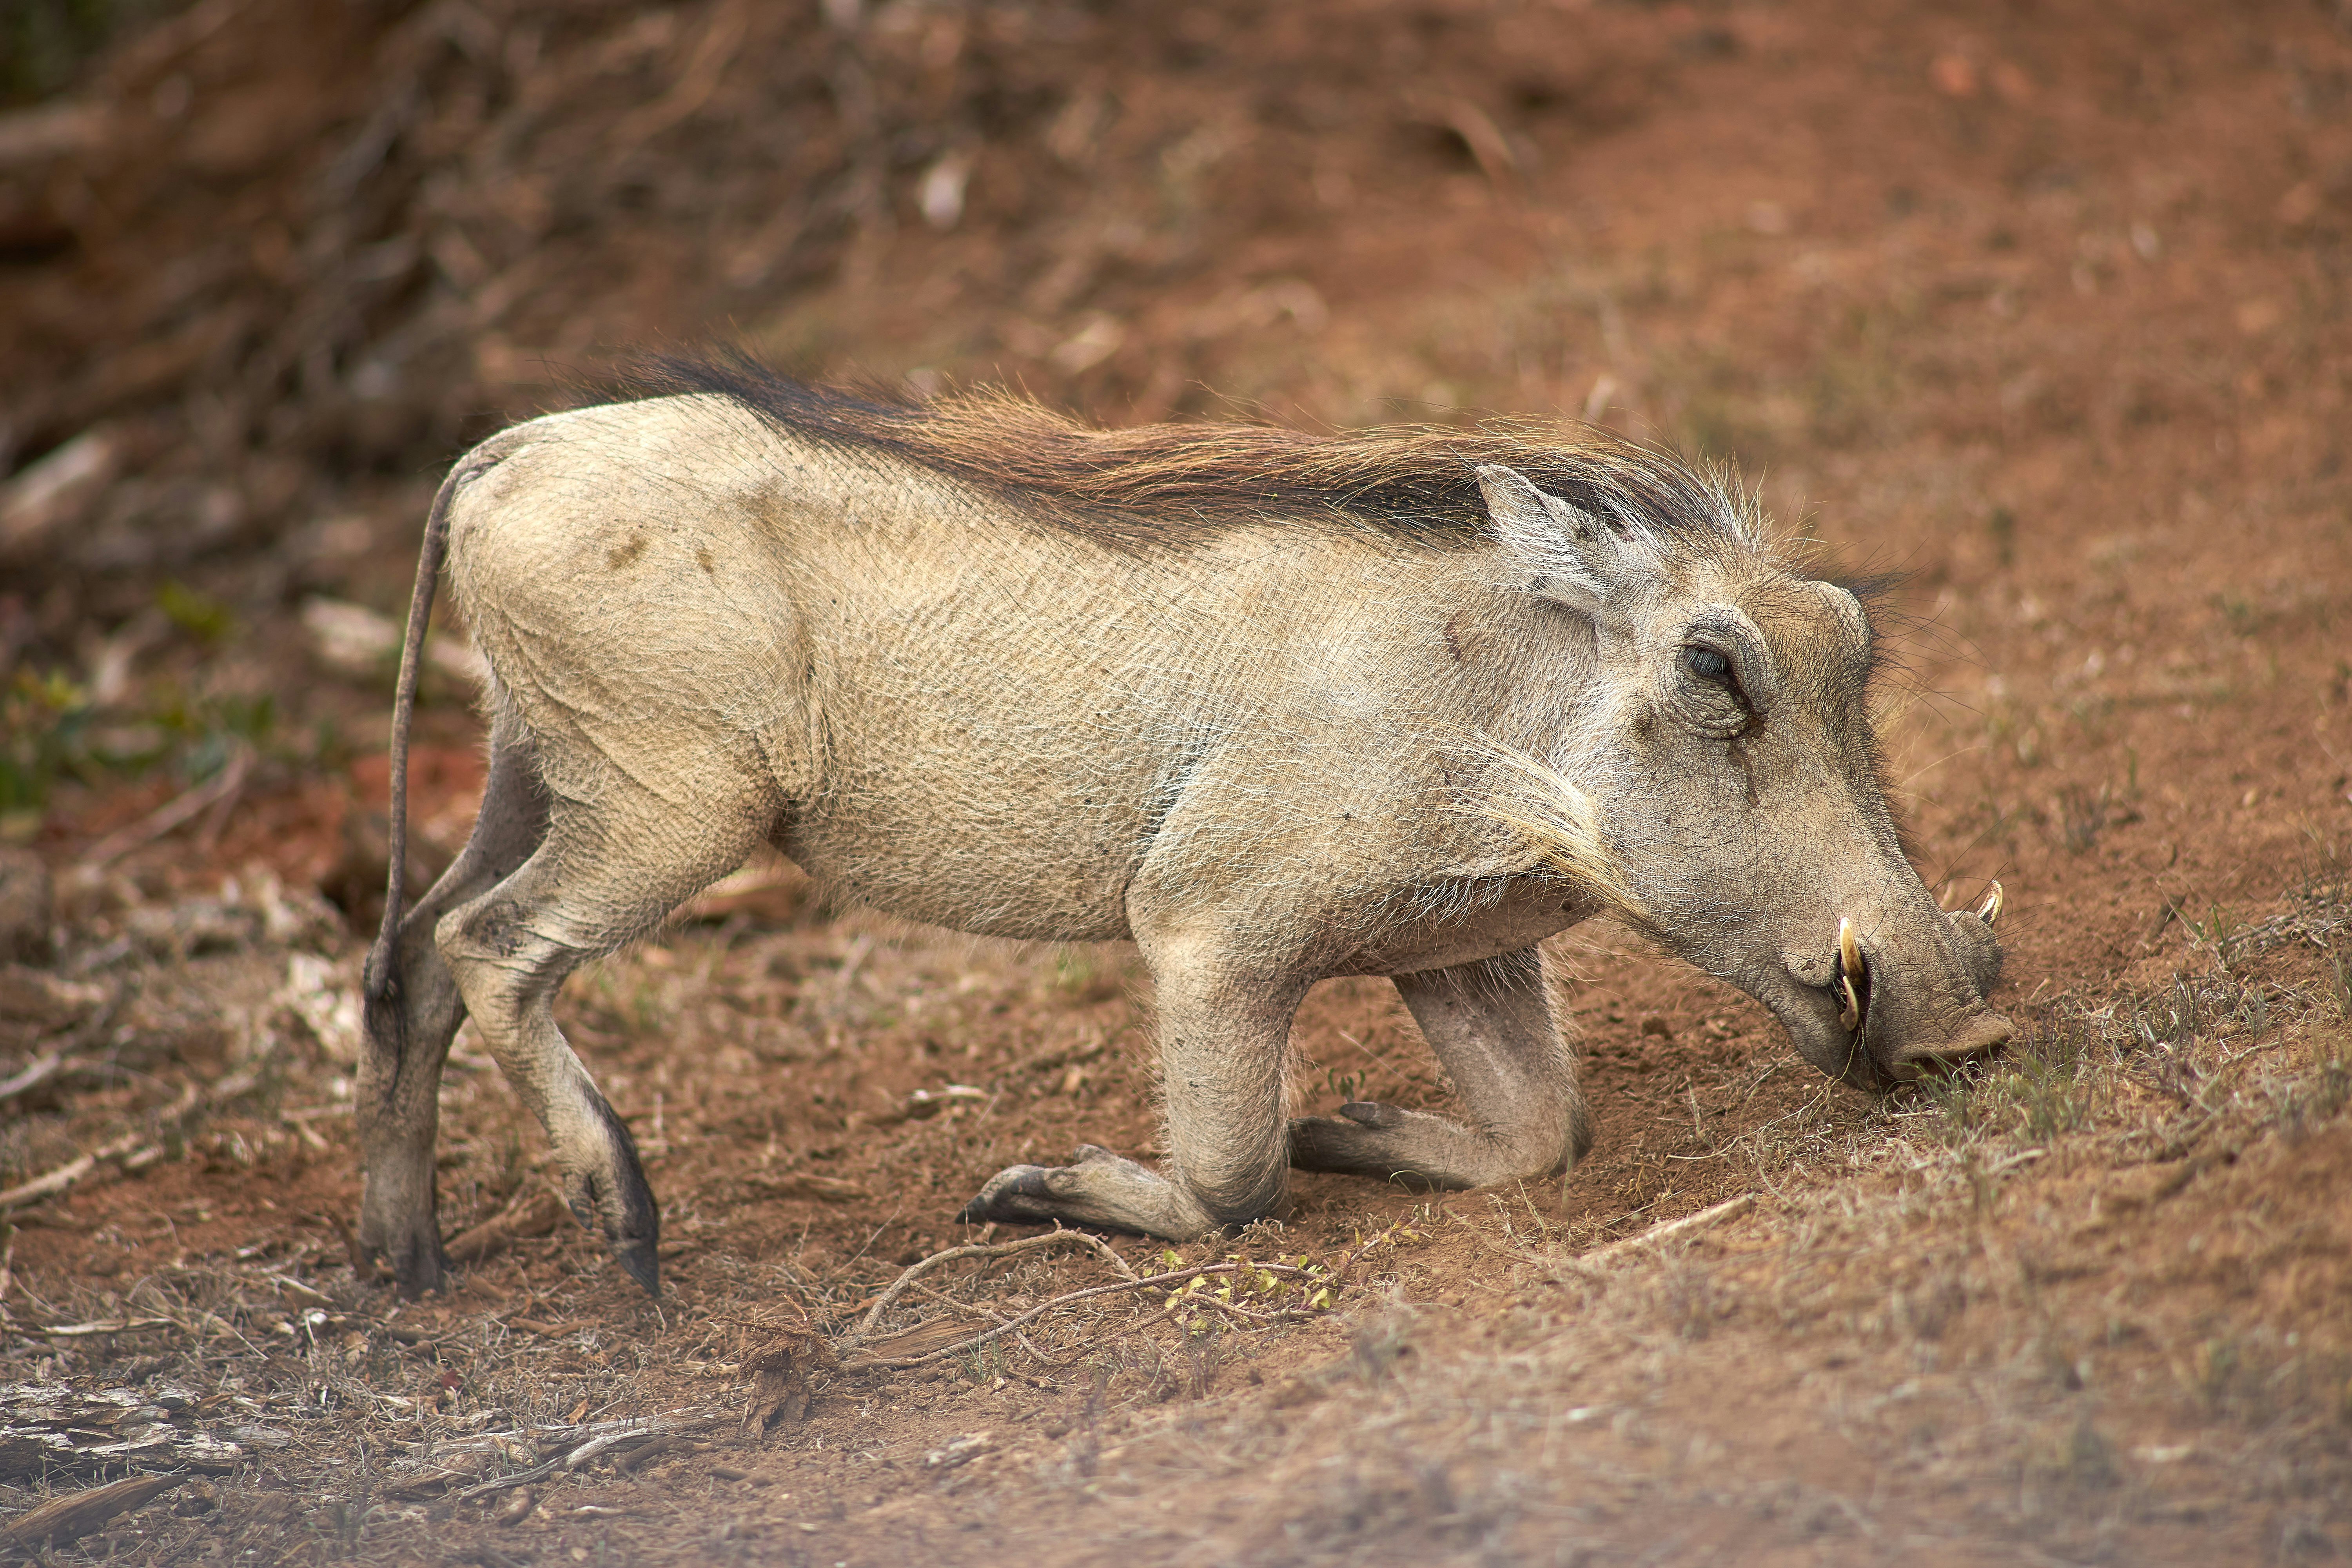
[628, 350, 1760, 554]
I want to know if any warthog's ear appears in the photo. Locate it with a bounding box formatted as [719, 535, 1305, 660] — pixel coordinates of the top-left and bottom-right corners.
[1475, 464, 1624, 615]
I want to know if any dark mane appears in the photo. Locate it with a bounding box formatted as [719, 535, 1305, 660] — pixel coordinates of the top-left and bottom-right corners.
[630, 352, 1746, 552]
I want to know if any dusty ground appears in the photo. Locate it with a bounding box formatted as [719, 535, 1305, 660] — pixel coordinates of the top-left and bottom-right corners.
[4, 0, 2352, 1563]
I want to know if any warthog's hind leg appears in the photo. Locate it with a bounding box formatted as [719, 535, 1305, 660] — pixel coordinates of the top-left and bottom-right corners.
[437, 777, 771, 1296]
[962, 926, 1304, 1239]
[358, 714, 549, 1297]
[1288, 949, 1590, 1189]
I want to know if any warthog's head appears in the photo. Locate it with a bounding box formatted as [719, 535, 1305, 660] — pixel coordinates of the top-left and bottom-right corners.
[1477, 464, 2009, 1090]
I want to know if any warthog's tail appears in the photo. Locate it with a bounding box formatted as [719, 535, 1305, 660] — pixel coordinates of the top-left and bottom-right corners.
[361, 467, 465, 1009]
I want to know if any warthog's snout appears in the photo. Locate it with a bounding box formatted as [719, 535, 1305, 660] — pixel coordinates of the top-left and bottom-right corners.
[1882, 1009, 2014, 1076]
[1776, 884, 2011, 1089]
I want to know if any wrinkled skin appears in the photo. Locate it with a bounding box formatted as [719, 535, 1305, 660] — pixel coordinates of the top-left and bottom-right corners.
[356, 394, 2007, 1298]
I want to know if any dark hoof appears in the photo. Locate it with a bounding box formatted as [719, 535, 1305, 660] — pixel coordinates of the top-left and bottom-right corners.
[387, 1235, 450, 1300]
[1339, 1100, 1408, 1130]
[959, 1165, 1053, 1225]
[614, 1238, 661, 1298]
[565, 1100, 663, 1297]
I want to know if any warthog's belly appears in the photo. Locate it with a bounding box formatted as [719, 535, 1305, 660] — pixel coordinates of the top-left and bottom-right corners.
[771, 812, 1141, 946]
[1328, 880, 1594, 976]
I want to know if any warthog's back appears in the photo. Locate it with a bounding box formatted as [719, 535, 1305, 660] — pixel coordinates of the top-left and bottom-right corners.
[444, 393, 1547, 946]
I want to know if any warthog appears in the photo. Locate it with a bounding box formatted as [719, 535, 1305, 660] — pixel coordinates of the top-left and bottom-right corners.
[358, 361, 2009, 1297]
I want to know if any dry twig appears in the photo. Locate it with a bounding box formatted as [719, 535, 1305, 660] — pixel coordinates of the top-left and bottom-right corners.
[837, 1241, 1325, 1372]
[0, 1051, 65, 1102]
[78, 745, 252, 868]
[0, 1056, 278, 1212]
[0, 1078, 204, 1211]
[1568, 1193, 1757, 1271]
[835, 1229, 1136, 1353]
[0, 1473, 186, 1550]
[449, 1412, 724, 1499]
[445, 1187, 567, 1266]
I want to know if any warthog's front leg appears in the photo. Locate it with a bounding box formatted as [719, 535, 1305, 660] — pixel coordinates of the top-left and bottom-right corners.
[1289, 949, 1590, 1189]
[962, 928, 1307, 1238]
[358, 716, 548, 1297]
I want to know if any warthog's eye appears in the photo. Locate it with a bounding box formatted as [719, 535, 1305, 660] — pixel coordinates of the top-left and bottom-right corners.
[1677, 643, 1749, 731]
[1680, 644, 1734, 687]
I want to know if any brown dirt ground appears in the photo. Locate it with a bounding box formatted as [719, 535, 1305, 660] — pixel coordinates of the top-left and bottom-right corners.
[4, 1, 2352, 1564]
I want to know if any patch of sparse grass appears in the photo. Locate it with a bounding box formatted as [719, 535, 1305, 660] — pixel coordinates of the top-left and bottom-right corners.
[2210, 591, 2264, 638]
[2025, 1410, 2120, 1492]
[2325, 948, 2352, 1026]
[1802, 304, 1908, 449]
[0, 667, 91, 833]
[155, 580, 236, 645]
[1661, 348, 1785, 465]
[1893, 1265, 1969, 1341]
[2256, 1038, 2352, 1142]
[1654, 1255, 1726, 1341]
[1920, 1001, 2107, 1147]
[2172, 1332, 2245, 1416]
[1318, 1062, 1365, 1106]
[2296, 831, 2352, 919]
[0, 657, 281, 840]
[2055, 781, 2125, 853]
[1985, 505, 2017, 566]
[1659, 301, 1913, 461]
[1916, 943, 2345, 1156]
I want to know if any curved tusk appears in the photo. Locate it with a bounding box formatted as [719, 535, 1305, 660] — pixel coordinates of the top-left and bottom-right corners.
[1836, 917, 1864, 1033]
[1977, 880, 2004, 928]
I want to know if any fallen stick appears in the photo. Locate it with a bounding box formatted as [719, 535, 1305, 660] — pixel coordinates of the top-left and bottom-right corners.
[0, 1061, 271, 1213]
[563, 1430, 652, 1472]
[453, 1457, 559, 1501]
[1, 1472, 186, 1550]
[28, 1317, 176, 1338]
[836, 1230, 1135, 1352]
[0, 1051, 63, 1102]
[1573, 1194, 1757, 1269]
[445, 1187, 567, 1265]
[1037, 1292, 1191, 1368]
[0, 1055, 132, 1103]
[613, 1434, 680, 1474]
[0, 1080, 202, 1211]
[839, 1257, 1323, 1371]
[452, 1412, 726, 1498]
[1024, 1272, 1323, 1370]
[79, 745, 251, 868]
[902, 1281, 1051, 1363]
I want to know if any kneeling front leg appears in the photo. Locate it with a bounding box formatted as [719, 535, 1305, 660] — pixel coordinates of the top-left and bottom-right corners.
[960, 1143, 1221, 1237]
[961, 929, 1303, 1239]
[1289, 950, 1589, 1189]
